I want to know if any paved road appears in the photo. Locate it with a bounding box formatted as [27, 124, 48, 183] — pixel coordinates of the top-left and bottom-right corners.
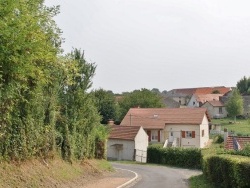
[112, 163, 202, 188]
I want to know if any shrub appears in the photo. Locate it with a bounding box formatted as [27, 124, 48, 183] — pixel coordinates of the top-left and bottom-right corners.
[203, 155, 250, 188]
[214, 135, 224, 144]
[147, 145, 202, 169]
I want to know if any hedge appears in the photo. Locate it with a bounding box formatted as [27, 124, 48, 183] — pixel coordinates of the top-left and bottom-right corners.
[147, 145, 202, 169]
[203, 155, 250, 188]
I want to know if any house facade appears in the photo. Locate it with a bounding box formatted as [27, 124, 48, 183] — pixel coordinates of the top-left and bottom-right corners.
[120, 108, 211, 148]
[107, 125, 148, 162]
[166, 86, 231, 107]
[187, 94, 223, 107]
[201, 101, 227, 118]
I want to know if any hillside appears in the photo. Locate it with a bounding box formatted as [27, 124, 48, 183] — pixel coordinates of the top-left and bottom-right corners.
[0, 158, 112, 188]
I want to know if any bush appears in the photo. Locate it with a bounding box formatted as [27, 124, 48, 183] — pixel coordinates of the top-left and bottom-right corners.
[214, 135, 224, 144]
[147, 145, 202, 169]
[203, 155, 250, 188]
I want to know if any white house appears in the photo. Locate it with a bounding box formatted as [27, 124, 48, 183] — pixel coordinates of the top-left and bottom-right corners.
[187, 94, 223, 107]
[201, 100, 227, 118]
[107, 125, 148, 163]
[120, 108, 211, 148]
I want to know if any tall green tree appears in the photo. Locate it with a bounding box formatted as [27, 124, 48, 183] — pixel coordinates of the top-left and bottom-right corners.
[118, 88, 164, 122]
[237, 76, 250, 95]
[56, 49, 101, 161]
[92, 89, 118, 124]
[226, 89, 244, 122]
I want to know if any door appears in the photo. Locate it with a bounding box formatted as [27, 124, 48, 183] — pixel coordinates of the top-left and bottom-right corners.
[169, 131, 174, 142]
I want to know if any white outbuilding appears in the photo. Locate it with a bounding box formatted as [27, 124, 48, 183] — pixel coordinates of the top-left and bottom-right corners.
[107, 125, 148, 163]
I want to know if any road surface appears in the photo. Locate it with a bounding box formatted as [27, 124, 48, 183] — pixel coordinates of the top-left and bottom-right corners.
[112, 163, 202, 188]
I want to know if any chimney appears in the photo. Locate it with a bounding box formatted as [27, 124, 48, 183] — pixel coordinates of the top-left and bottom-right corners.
[107, 119, 114, 126]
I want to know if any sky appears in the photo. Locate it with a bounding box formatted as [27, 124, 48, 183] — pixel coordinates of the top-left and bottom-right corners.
[45, 0, 250, 93]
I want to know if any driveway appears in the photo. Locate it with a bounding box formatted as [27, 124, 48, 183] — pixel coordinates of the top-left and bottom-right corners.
[112, 162, 202, 188]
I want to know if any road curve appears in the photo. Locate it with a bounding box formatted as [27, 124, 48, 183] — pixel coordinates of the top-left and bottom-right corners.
[111, 162, 202, 188]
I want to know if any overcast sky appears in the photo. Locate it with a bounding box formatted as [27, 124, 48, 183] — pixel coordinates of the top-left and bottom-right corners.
[45, 0, 250, 93]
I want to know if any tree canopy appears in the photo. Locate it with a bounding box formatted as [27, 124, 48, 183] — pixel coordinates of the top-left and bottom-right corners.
[92, 88, 118, 124]
[118, 88, 164, 122]
[225, 89, 244, 122]
[236, 76, 250, 95]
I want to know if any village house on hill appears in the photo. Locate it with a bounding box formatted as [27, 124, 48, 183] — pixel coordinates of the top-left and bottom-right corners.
[120, 108, 211, 149]
[166, 86, 231, 106]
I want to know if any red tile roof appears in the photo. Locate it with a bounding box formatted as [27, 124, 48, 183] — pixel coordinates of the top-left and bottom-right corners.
[169, 87, 231, 96]
[120, 108, 210, 130]
[194, 87, 231, 95]
[225, 136, 250, 150]
[204, 100, 224, 107]
[194, 94, 223, 104]
[108, 125, 141, 141]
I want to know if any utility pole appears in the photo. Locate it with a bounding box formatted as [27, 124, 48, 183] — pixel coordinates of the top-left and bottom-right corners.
[130, 114, 132, 126]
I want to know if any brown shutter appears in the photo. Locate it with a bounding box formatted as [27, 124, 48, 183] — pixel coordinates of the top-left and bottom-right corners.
[147, 130, 151, 142]
[192, 131, 195, 138]
[158, 130, 160, 142]
[182, 131, 185, 138]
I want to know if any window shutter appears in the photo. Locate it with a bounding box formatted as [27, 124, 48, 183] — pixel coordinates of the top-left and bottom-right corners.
[192, 131, 195, 138]
[182, 131, 185, 138]
[147, 131, 151, 142]
[158, 130, 160, 142]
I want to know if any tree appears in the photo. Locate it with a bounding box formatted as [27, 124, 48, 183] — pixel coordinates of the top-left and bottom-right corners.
[151, 88, 161, 94]
[0, 0, 62, 160]
[237, 76, 250, 95]
[92, 89, 118, 124]
[118, 88, 164, 122]
[225, 89, 244, 122]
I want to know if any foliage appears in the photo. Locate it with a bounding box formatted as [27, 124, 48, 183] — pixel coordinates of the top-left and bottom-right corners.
[214, 135, 224, 144]
[147, 145, 202, 169]
[118, 88, 164, 122]
[236, 76, 250, 95]
[92, 89, 118, 124]
[0, 1, 107, 162]
[225, 89, 243, 122]
[203, 155, 250, 188]
[0, 0, 61, 160]
[189, 174, 216, 188]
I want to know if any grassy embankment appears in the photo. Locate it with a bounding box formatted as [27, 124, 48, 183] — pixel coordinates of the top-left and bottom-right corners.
[0, 158, 112, 188]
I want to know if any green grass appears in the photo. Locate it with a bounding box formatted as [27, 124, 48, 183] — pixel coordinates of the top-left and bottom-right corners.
[189, 174, 216, 188]
[212, 118, 250, 136]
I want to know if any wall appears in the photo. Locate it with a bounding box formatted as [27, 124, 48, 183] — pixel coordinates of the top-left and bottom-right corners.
[134, 127, 148, 163]
[107, 139, 135, 161]
[202, 103, 227, 118]
[199, 115, 209, 148]
[164, 115, 209, 148]
[187, 95, 199, 107]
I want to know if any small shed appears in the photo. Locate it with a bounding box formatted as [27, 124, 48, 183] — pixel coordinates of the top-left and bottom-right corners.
[107, 125, 148, 163]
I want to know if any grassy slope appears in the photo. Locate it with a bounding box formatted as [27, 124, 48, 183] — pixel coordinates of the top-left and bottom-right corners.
[212, 118, 250, 135]
[0, 158, 112, 188]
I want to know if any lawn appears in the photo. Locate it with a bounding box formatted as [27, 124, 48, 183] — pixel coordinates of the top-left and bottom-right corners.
[212, 117, 250, 136]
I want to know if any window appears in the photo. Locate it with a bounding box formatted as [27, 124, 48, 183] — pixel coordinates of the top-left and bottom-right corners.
[186, 131, 192, 138]
[151, 131, 158, 141]
[202, 130, 204, 137]
[182, 131, 195, 138]
[219, 107, 222, 114]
